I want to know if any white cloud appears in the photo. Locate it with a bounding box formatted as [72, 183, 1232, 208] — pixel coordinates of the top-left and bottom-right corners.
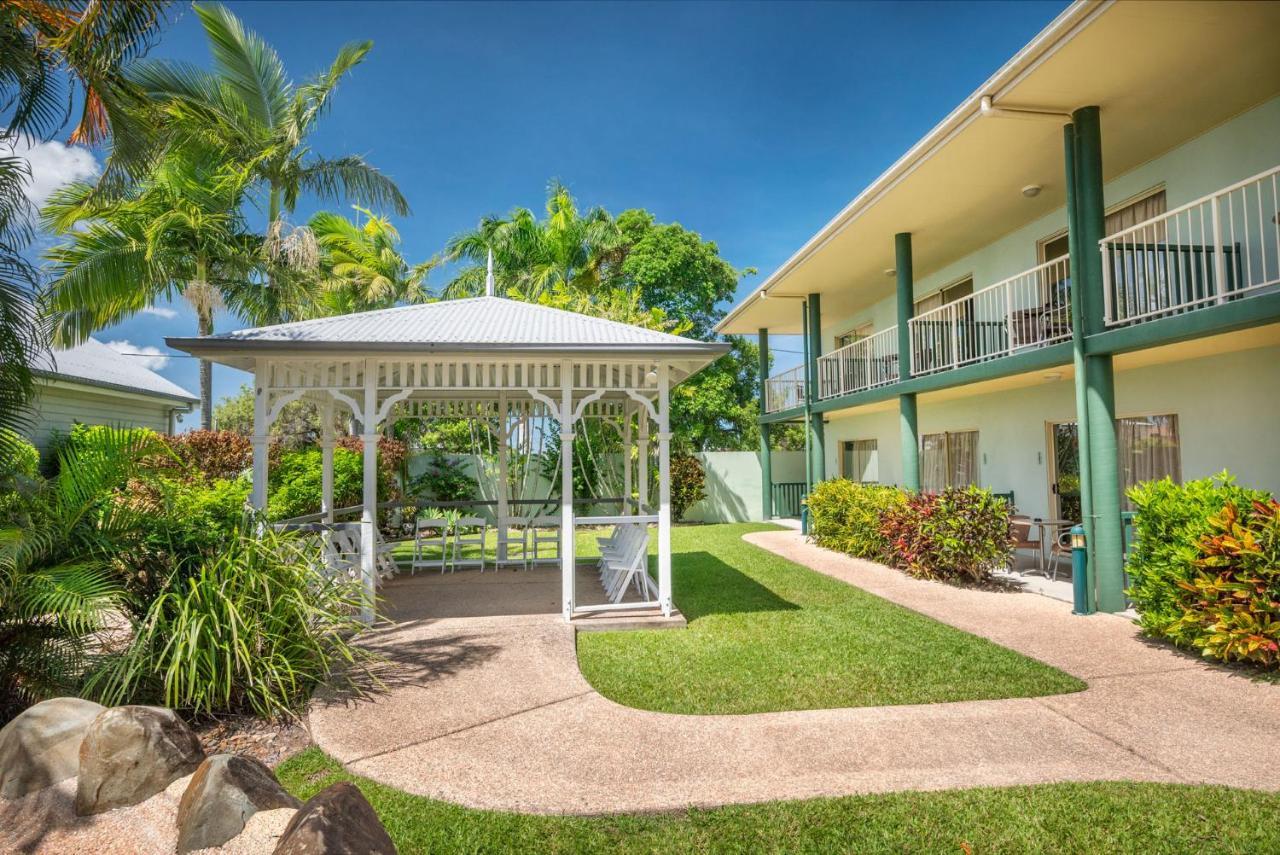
[105, 340, 170, 371]
[142, 306, 179, 320]
[4, 133, 100, 207]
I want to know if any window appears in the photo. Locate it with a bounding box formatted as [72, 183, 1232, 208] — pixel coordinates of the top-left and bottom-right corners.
[1106, 189, 1166, 236]
[914, 277, 973, 315]
[1118, 414, 1180, 509]
[835, 322, 874, 350]
[921, 430, 979, 492]
[841, 439, 878, 483]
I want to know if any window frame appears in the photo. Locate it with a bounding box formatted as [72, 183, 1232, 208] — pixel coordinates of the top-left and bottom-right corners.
[840, 438, 879, 484]
[913, 274, 974, 315]
[919, 429, 980, 492]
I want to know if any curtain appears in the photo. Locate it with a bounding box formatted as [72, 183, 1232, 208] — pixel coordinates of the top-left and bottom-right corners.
[1118, 415, 1181, 509]
[843, 439, 878, 483]
[921, 431, 978, 492]
[1105, 190, 1167, 236]
[948, 430, 979, 487]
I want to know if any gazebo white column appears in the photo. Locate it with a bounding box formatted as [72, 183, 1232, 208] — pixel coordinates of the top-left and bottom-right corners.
[637, 406, 649, 510]
[656, 363, 673, 616]
[622, 401, 633, 514]
[320, 397, 335, 523]
[560, 362, 576, 619]
[496, 392, 510, 562]
[251, 372, 269, 511]
[359, 361, 378, 624]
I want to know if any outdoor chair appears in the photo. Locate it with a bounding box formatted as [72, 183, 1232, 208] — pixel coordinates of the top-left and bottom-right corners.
[1010, 515, 1038, 569]
[452, 516, 488, 572]
[598, 522, 652, 603]
[529, 515, 560, 566]
[1045, 528, 1073, 582]
[497, 516, 531, 570]
[412, 517, 450, 574]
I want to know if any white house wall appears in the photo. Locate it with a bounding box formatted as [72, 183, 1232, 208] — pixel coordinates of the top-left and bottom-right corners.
[822, 345, 1280, 520]
[26, 382, 181, 454]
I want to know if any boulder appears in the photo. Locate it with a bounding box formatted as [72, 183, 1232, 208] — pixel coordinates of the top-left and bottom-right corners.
[176, 754, 301, 853]
[273, 781, 396, 855]
[0, 697, 106, 799]
[75, 705, 205, 815]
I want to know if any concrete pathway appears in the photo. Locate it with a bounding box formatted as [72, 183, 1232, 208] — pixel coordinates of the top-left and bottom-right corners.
[309, 531, 1280, 815]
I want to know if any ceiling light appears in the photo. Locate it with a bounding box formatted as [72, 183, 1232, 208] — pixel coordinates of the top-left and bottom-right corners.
[883, 268, 896, 277]
[1022, 184, 1043, 198]
[1043, 371, 1063, 382]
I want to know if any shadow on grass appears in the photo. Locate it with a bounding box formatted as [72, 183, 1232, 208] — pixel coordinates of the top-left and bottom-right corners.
[663, 551, 799, 621]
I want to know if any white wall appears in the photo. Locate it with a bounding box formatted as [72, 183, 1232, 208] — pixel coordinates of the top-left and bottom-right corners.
[822, 344, 1280, 519]
[26, 382, 182, 455]
[822, 96, 1280, 348]
[684, 450, 806, 523]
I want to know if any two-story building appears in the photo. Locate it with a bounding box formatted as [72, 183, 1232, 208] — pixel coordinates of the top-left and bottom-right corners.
[718, 0, 1280, 613]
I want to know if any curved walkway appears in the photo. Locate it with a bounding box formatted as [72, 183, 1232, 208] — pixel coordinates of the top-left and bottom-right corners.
[309, 531, 1280, 814]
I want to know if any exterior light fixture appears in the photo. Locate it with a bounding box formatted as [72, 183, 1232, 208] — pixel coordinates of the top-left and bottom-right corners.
[645, 369, 658, 384]
[1070, 528, 1086, 550]
[1022, 184, 1043, 198]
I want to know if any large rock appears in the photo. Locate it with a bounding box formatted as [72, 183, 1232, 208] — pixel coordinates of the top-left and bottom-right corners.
[176, 754, 301, 853]
[273, 781, 396, 855]
[0, 697, 105, 799]
[75, 705, 205, 815]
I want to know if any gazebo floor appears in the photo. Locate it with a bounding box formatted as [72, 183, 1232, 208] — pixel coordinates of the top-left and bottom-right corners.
[381, 562, 686, 630]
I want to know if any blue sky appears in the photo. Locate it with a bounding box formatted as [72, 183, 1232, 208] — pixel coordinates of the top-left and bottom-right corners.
[31, 0, 1066, 427]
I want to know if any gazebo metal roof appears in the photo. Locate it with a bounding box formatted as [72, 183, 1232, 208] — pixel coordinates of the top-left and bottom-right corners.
[167, 296, 727, 369]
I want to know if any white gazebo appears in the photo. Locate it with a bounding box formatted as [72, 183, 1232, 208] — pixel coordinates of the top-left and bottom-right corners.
[167, 295, 727, 622]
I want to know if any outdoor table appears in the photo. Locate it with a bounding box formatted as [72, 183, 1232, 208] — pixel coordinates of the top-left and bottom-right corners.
[1031, 518, 1074, 575]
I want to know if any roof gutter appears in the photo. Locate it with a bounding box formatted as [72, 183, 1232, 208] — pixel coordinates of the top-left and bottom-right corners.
[165, 337, 731, 357]
[715, 0, 1111, 333]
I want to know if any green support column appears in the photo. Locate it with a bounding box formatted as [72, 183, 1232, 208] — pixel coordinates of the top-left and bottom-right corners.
[895, 232, 920, 491]
[1063, 122, 1097, 614]
[806, 293, 825, 483]
[758, 328, 773, 520]
[1069, 105, 1126, 613]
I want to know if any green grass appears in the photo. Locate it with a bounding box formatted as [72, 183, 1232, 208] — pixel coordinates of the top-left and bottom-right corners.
[575, 523, 1083, 713]
[279, 748, 1280, 854]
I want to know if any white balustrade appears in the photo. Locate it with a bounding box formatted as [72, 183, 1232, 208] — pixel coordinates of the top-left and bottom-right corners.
[816, 326, 899, 400]
[764, 364, 806, 413]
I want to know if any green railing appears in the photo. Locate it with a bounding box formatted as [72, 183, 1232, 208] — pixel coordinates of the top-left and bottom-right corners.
[771, 481, 806, 518]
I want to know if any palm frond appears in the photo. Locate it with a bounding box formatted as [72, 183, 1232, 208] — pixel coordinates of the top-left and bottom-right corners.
[193, 2, 290, 130]
[298, 155, 409, 216]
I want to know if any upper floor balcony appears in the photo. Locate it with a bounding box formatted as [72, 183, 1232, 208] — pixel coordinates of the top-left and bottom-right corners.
[816, 325, 899, 400]
[1102, 165, 1280, 327]
[764, 364, 806, 414]
[761, 167, 1280, 414]
[909, 255, 1072, 377]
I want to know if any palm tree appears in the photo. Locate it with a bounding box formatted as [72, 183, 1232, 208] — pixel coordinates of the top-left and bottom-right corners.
[0, 0, 169, 460]
[128, 2, 408, 270]
[441, 181, 620, 299]
[306, 206, 432, 316]
[42, 146, 279, 428]
[0, 425, 166, 721]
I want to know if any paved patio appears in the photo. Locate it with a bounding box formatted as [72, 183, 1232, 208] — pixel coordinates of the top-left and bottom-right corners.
[308, 530, 1280, 815]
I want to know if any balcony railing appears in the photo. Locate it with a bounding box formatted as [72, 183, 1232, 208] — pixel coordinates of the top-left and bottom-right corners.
[1102, 165, 1280, 327]
[909, 255, 1072, 376]
[764, 364, 806, 413]
[816, 326, 899, 400]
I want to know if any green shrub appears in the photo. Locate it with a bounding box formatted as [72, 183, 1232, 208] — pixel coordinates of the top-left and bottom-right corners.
[1126, 474, 1269, 639]
[880, 487, 1013, 583]
[408, 450, 475, 503]
[670, 455, 706, 522]
[1173, 499, 1280, 667]
[806, 479, 905, 560]
[88, 526, 372, 718]
[0, 428, 38, 479]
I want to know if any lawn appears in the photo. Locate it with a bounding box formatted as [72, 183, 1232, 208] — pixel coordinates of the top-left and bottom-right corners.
[278, 749, 1280, 855]
[574, 522, 1083, 713]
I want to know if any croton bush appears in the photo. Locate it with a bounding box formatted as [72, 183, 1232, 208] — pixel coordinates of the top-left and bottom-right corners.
[1128, 474, 1279, 669]
[807, 480, 1012, 582]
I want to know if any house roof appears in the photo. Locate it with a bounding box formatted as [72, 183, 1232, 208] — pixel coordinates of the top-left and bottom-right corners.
[167, 297, 729, 365]
[36, 338, 198, 403]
